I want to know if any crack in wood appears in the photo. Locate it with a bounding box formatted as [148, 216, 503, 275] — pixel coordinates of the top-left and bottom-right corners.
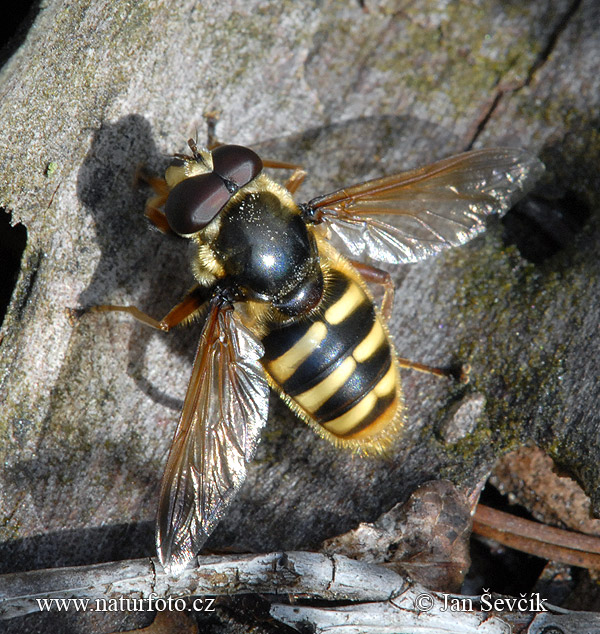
[465, 0, 583, 149]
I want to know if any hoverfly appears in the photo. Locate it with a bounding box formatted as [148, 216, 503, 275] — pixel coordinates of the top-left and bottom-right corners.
[83, 139, 543, 572]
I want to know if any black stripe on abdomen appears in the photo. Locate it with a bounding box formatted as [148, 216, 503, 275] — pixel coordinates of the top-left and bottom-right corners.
[262, 269, 397, 437]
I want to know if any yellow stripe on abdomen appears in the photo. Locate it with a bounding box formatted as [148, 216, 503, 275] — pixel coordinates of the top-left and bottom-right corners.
[295, 355, 356, 411]
[353, 319, 386, 363]
[323, 363, 398, 438]
[323, 392, 378, 435]
[267, 321, 327, 382]
[261, 262, 402, 451]
[324, 283, 363, 325]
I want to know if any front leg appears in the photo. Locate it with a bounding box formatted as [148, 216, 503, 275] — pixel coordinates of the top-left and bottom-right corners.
[261, 158, 307, 194]
[135, 167, 173, 235]
[69, 285, 211, 331]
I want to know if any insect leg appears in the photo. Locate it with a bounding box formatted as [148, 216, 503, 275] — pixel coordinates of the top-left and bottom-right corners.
[396, 357, 471, 383]
[144, 205, 172, 234]
[136, 169, 169, 198]
[204, 111, 222, 150]
[349, 260, 394, 321]
[397, 357, 451, 378]
[71, 286, 210, 332]
[348, 262, 468, 382]
[262, 158, 307, 194]
[135, 167, 174, 235]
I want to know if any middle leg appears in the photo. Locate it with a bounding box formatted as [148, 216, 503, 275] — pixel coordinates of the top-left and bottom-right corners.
[350, 260, 394, 322]
[70, 285, 211, 332]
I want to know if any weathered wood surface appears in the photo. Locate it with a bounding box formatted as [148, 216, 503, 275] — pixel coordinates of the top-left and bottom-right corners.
[3, 551, 582, 633]
[0, 0, 598, 631]
[0, 552, 407, 620]
[2, 551, 599, 633]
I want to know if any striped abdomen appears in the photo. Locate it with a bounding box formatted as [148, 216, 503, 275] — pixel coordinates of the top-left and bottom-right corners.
[261, 258, 403, 451]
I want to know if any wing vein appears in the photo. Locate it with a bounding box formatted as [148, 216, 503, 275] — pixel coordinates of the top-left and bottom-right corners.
[156, 300, 269, 573]
[310, 148, 544, 264]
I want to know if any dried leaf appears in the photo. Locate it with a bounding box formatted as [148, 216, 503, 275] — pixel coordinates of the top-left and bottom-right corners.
[490, 446, 600, 535]
[322, 480, 471, 591]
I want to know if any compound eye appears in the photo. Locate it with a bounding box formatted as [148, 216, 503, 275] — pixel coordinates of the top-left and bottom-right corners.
[211, 145, 263, 188]
[164, 172, 230, 234]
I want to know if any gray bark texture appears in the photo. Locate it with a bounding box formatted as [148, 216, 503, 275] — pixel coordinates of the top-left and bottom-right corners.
[0, 0, 598, 632]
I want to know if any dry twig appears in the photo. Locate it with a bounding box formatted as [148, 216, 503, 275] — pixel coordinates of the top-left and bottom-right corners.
[2, 551, 600, 633]
[474, 505, 600, 570]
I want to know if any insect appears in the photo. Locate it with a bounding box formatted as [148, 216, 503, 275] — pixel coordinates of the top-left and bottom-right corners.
[82, 139, 544, 572]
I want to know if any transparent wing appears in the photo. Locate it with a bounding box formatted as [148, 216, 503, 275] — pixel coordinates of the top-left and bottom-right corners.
[307, 148, 545, 264]
[156, 299, 269, 573]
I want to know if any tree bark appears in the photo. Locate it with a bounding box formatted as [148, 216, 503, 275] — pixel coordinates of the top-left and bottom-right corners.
[0, 0, 598, 632]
